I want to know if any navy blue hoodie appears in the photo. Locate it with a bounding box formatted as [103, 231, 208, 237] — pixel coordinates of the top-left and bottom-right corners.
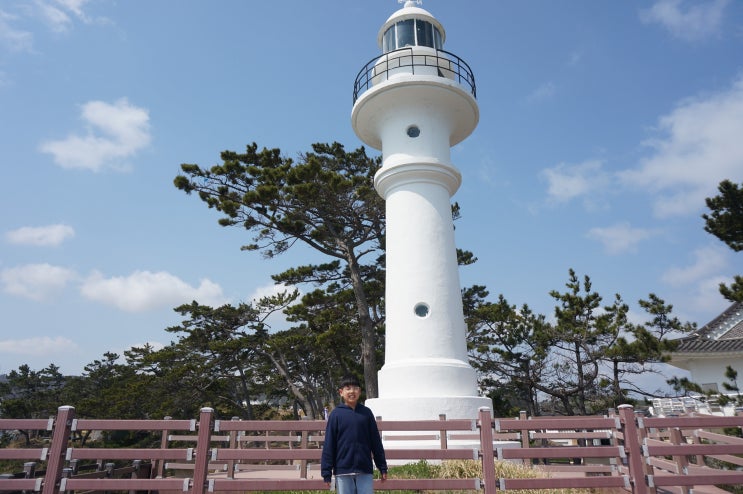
[321, 403, 388, 482]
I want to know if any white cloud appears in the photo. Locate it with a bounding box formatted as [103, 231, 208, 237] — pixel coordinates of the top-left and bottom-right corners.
[248, 282, 296, 304]
[53, 0, 92, 20]
[540, 159, 609, 206]
[661, 244, 729, 286]
[640, 0, 729, 41]
[528, 81, 556, 102]
[657, 244, 734, 320]
[36, 1, 73, 33]
[586, 222, 658, 255]
[40, 98, 152, 172]
[80, 270, 227, 312]
[1, 0, 103, 53]
[0, 10, 34, 52]
[0, 336, 78, 356]
[248, 282, 300, 332]
[0, 263, 77, 300]
[690, 274, 735, 314]
[35, 0, 99, 33]
[6, 224, 75, 246]
[620, 74, 743, 217]
[568, 50, 584, 67]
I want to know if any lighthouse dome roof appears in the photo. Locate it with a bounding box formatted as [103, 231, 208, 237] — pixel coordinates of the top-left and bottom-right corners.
[377, 1, 446, 50]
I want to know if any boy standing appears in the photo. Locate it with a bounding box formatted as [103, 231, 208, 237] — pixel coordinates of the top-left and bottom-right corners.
[321, 375, 388, 494]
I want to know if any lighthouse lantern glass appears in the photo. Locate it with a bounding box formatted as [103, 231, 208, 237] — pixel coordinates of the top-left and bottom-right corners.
[382, 19, 443, 52]
[416, 20, 433, 48]
[397, 19, 415, 47]
[383, 28, 395, 52]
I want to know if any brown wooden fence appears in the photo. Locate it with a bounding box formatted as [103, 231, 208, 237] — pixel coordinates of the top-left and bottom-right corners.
[1, 404, 742, 493]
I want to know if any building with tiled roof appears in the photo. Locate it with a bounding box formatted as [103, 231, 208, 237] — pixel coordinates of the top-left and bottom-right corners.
[669, 301, 743, 393]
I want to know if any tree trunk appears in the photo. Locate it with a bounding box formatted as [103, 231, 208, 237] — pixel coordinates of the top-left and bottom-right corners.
[345, 250, 379, 398]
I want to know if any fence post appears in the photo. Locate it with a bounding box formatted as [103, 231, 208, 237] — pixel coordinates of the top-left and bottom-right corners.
[618, 404, 648, 494]
[227, 416, 239, 479]
[103, 462, 115, 494]
[41, 406, 75, 494]
[191, 407, 214, 494]
[669, 427, 690, 494]
[478, 407, 496, 494]
[129, 460, 143, 494]
[299, 416, 310, 479]
[23, 462, 37, 479]
[690, 429, 705, 467]
[517, 410, 532, 466]
[439, 414, 448, 450]
[156, 416, 172, 479]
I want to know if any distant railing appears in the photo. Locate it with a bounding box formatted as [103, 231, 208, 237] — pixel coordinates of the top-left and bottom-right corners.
[2, 405, 743, 494]
[652, 393, 743, 417]
[352, 47, 476, 103]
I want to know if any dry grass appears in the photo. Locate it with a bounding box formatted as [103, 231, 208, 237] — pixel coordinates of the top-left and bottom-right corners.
[434, 459, 596, 494]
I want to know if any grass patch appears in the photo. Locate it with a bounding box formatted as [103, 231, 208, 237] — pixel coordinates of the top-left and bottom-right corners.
[436, 460, 596, 494]
[249, 460, 596, 494]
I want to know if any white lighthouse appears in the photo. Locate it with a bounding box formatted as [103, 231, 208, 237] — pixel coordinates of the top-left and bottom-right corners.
[352, 0, 492, 420]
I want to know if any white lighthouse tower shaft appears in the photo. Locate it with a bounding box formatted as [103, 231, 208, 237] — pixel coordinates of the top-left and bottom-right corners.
[352, 0, 492, 420]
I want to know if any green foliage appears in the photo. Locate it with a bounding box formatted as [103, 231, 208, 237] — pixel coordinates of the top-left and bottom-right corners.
[486, 384, 526, 418]
[131, 298, 299, 419]
[0, 364, 67, 445]
[719, 275, 743, 303]
[174, 141, 385, 397]
[545, 269, 617, 415]
[54, 350, 167, 431]
[466, 269, 694, 417]
[718, 365, 743, 408]
[703, 180, 743, 252]
[388, 459, 440, 478]
[602, 293, 695, 405]
[465, 285, 550, 417]
[667, 376, 704, 395]
[703, 180, 743, 302]
[4, 143, 713, 421]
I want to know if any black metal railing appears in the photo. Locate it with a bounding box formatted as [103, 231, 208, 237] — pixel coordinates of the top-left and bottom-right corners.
[352, 47, 476, 103]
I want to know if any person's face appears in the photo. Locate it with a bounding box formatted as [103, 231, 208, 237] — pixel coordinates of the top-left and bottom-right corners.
[339, 384, 361, 407]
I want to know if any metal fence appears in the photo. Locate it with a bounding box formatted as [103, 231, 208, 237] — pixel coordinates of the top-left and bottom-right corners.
[352, 47, 476, 103]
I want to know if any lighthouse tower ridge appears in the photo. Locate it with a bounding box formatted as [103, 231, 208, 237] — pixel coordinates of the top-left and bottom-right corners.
[352, 0, 492, 421]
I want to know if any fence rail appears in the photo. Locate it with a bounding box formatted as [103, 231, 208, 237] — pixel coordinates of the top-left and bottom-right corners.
[2, 404, 743, 493]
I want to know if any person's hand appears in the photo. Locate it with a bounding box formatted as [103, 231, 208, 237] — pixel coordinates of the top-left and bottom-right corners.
[380, 472, 387, 482]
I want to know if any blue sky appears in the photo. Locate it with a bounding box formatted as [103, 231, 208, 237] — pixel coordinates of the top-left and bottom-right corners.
[1, 1, 742, 392]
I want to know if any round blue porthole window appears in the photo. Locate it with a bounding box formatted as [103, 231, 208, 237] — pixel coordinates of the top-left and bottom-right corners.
[414, 303, 430, 318]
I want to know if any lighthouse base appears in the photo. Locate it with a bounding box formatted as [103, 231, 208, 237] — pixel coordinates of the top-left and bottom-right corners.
[364, 395, 492, 421]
